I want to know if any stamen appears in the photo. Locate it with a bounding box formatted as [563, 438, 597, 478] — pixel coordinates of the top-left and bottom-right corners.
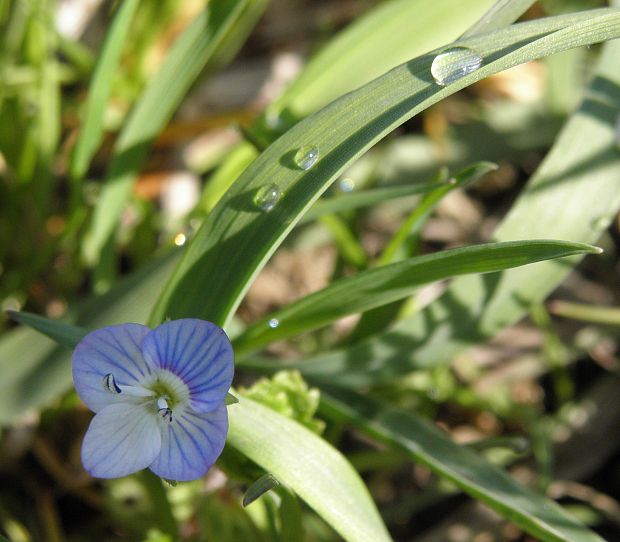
[157, 397, 173, 423]
[102, 373, 121, 394]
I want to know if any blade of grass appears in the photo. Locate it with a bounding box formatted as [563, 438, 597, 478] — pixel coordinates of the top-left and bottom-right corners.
[199, 0, 496, 213]
[320, 389, 604, 542]
[286, 33, 620, 387]
[461, 0, 537, 38]
[149, 8, 620, 329]
[227, 396, 392, 542]
[549, 301, 620, 327]
[69, 0, 141, 181]
[82, 0, 269, 265]
[300, 180, 447, 224]
[233, 241, 600, 356]
[378, 162, 495, 265]
[6, 311, 87, 348]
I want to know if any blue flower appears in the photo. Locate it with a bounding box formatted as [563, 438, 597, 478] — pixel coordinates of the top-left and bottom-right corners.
[72, 319, 234, 481]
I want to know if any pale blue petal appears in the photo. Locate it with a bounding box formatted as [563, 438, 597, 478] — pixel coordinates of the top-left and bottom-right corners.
[81, 403, 161, 478]
[72, 323, 152, 412]
[148, 403, 228, 481]
[141, 319, 234, 413]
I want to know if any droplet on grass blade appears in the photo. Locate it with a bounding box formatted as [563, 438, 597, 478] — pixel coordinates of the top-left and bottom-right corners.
[431, 47, 482, 86]
[254, 184, 282, 212]
[268, 318, 280, 329]
[294, 145, 319, 170]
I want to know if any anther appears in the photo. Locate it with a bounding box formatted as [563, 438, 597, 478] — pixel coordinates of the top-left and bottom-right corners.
[102, 373, 121, 394]
[157, 397, 173, 423]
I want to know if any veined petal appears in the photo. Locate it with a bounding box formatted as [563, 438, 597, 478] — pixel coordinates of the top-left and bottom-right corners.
[142, 319, 234, 413]
[148, 403, 228, 481]
[81, 403, 162, 478]
[72, 324, 152, 412]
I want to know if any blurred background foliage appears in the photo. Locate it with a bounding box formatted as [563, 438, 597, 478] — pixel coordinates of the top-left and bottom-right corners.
[1, 0, 620, 541]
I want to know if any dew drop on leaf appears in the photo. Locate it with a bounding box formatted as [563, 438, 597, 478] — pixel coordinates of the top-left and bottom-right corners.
[268, 318, 279, 329]
[254, 184, 282, 212]
[294, 145, 319, 170]
[339, 178, 355, 192]
[431, 47, 482, 86]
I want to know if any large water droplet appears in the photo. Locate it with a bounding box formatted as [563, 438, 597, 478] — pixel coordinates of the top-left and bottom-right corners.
[268, 318, 280, 329]
[254, 184, 282, 212]
[339, 178, 355, 192]
[431, 47, 483, 86]
[294, 145, 319, 170]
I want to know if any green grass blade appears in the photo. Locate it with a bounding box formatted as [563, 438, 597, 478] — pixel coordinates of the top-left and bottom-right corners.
[270, 0, 496, 121]
[321, 390, 604, 542]
[199, 0, 497, 213]
[300, 180, 446, 224]
[6, 311, 86, 348]
[550, 301, 620, 327]
[69, 0, 140, 181]
[461, 0, 537, 38]
[228, 396, 392, 542]
[234, 241, 599, 356]
[378, 162, 495, 265]
[286, 32, 620, 387]
[150, 8, 620, 329]
[82, 0, 269, 265]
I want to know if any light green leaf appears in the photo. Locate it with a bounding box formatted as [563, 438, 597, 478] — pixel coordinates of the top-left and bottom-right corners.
[69, 0, 140, 181]
[227, 396, 391, 542]
[82, 0, 269, 265]
[234, 240, 600, 356]
[150, 8, 620, 329]
[321, 390, 604, 542]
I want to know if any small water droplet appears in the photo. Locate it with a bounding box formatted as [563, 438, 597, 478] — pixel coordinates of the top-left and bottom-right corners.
[174, 233, 186, 246]
[268, 318, 279, 329]
[339, 178, 355, 192]
[294, 145, 319, 170]
[431, 47, 483, 86]
[254, 184, 282, 212]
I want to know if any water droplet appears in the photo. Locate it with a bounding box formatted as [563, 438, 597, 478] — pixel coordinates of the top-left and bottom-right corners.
[254, 184, 282, 212]
[431, 47, 483, 86]
[268, 318, 279, 329]
[294, 145, 319, 170]
[339, 178, 355, 192]
[174, 233, 186, 246]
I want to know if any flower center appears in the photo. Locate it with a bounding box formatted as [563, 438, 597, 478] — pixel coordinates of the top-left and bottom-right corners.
[101, 370, 189, 423]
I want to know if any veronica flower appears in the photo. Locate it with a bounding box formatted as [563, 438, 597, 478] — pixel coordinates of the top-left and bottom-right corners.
[72, 318, 234, 481]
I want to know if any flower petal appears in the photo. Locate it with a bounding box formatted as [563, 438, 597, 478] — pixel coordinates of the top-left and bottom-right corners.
[81, 403, 162, 478]
[141, 319, 234, 413]
[148, 403, 228, 481]
[72, 323, 151, 412]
